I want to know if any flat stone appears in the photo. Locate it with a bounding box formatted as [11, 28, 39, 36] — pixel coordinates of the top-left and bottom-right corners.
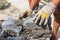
[6, 37, 23, 40]
[31, 30, 51, 38]
[23, 22, 43, 30]
[2, 17, 23, 36]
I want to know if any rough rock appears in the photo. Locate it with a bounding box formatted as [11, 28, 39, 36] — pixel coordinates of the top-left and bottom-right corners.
[23, 22, 43, 30]
[6, 37, 23, 40]
[1, 17, 23, 36]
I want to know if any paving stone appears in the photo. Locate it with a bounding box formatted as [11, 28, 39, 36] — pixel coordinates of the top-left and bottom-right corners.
[23, 22, 43, 30]
[2, 17, 23, 36]
[6, 37, 23, 40]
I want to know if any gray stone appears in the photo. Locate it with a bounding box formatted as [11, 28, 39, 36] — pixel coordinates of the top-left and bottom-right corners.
[31, 30, 51, 38]
[6, 37, 23, 40]
[2, 17, 22, 36]
[0, 29, 15, 38]
[23, 22, 43, 30]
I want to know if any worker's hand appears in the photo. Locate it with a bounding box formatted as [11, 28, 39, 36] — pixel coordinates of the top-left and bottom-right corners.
[33, 10, 49, 25]
[33, 2, 56, 25]
[22, 9, 32, 18]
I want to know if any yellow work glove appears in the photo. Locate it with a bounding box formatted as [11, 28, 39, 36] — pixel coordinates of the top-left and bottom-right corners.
[22, 9, 32, 18]
[33, 11, 50, 25]
[33, 2, 56, 25]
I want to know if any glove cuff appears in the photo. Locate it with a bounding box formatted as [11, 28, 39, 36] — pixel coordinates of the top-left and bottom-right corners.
[41, 2, 56, 14]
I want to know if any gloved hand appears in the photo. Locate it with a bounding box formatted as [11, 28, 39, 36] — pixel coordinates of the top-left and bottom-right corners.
[33, 10, 49, 25]
[33, 2, 56, 25]
[22, 9, 32, 18]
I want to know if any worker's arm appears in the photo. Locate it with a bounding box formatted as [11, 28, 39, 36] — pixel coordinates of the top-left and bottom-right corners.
[29, 0, 40, 10]
[22, 0, 40, 18]
[33, 0, 60, 25]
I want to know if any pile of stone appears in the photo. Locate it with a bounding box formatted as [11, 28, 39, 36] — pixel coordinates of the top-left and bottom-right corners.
[0, 0, 52, 40]
[0, 17, 52, 40]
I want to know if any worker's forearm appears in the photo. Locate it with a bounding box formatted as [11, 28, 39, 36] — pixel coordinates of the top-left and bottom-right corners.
[30, 0, 40, 10]
[52, 0, 59, 6]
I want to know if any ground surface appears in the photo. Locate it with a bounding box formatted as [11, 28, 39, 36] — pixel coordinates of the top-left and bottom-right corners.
[0, 4, 21, 20]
